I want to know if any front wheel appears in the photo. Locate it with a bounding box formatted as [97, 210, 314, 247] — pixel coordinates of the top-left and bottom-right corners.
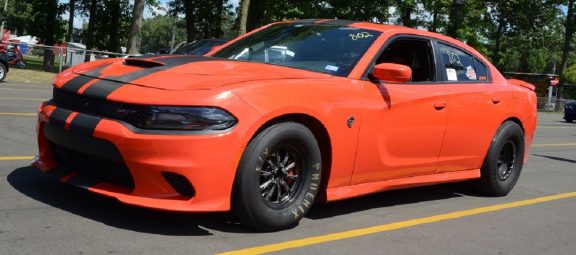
[566, 119, 573, 123]
[232, 122, 322, 231]
[0, 63, 6, 82]
[476, 121, 525, 196]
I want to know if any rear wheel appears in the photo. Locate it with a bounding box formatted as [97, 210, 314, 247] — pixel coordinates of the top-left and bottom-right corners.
[566, 119, 573, 123]
[476, 121, 525, 196]
[232, 122, 322, 231]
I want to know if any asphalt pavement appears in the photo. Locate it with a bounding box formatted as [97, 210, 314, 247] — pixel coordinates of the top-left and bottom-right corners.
[0, 81, 575, 255]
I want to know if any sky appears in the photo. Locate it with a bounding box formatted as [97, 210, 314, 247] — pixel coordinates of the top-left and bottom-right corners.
[60, 0, 240, 29]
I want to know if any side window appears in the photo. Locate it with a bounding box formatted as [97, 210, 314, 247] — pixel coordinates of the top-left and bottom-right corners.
[474, 58, 488, 81]
[375, 39, 435, 82]
[438, 43, 485, 82]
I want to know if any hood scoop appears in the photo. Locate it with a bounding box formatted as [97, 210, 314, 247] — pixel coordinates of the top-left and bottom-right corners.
[123, 58, 166, 68]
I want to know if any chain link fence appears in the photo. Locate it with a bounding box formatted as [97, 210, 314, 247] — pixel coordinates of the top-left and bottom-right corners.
[537, 97, 574, 112]
[2, 42, 127, 73]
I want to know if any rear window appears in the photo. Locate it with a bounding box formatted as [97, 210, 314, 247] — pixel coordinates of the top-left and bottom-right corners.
[438, 43, 489, 82]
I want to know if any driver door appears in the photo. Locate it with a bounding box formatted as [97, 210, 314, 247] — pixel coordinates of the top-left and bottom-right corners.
[351, 37, 450, 184]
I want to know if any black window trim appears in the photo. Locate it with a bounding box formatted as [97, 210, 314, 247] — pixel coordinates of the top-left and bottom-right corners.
[361, 34, 440, 84]
[434, 40, 493, 84]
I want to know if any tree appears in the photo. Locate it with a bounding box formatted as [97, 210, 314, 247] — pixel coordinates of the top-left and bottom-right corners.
[394, 0, 417, 28]
[107, 0, 122, 52]
[27, 0, 65, 71]
[67, 0, 76, 42]
[446, 0, 465, 38]
[421, 0, 451, 33]
[140, 15, 186, 53]
[83, 0, 99, 61]
[238, 0, 250, 35]
[557, 0, 576, 110]
[169, 0, 232, 41]
[127, 0, 145, 54]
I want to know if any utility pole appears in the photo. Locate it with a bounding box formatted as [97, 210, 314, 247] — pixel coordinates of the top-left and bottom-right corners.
[170, 17, 176, 53]
[0, 0, 8, 42]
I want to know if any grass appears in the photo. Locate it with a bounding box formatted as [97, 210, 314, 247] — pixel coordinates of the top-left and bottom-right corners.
[24, 55, 65, 73]
[5, 68, 56, 85]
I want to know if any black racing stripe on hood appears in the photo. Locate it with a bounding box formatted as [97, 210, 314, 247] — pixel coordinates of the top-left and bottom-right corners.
[69, 113, 101, 136]
[82, 55, 216, 99]
[82, 79, 123, 99]
[49, 108, 72, 129]
[149, 55, 216, 66]
[62, 62, 112, 93]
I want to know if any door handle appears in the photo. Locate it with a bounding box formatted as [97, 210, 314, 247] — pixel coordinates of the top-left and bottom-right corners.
[434, 101, 447, 110]
[492, 97, 502, 104]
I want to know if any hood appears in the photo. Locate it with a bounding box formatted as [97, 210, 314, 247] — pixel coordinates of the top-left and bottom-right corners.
[72, 55, 333, 90]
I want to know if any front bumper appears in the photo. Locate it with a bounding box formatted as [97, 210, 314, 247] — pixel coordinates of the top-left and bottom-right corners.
[34, 103, 247, 212]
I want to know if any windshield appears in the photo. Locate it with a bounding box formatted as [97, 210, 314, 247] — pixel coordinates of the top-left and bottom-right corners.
[213, 23, 381, 77]
[174, 40, 227, 55]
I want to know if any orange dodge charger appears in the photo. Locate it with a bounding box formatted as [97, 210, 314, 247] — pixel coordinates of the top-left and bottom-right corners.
[33, 19, 537, 231]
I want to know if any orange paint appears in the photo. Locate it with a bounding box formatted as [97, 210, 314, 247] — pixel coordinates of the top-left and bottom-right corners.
[34, 20, 537, 212]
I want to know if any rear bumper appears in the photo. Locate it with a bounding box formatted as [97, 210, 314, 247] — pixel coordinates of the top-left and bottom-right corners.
[34, 104, 248, 212]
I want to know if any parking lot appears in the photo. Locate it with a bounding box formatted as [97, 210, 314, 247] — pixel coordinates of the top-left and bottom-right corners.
[1, 81, 575, 255]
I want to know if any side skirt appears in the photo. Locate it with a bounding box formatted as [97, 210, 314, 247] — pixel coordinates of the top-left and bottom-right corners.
[326, 169, 480, 202]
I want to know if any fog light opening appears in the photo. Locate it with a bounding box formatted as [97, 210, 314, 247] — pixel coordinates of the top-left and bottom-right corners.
[162, 172, 195, 198]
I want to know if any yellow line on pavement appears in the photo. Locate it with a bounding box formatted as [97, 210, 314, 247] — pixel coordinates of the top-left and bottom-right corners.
[532, 143, 576, 147]
[0, 112, 36, 116]
[0, 156, 34, 161]
[217, 192, 576, 255]
[0, 97, 45, 101]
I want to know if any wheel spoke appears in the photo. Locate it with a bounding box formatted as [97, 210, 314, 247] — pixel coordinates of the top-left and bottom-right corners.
[281, 152, 290, 168]
[275, 182, 282, 203]
[260, 179, 274, 190]
[265, 184, 276, 200]
[258, 168, 273, 177]
[280, 179, 291, 193]
[286, 174, 299, 180]
[276, 152, 282, 167]
[283, 162, 296, 173]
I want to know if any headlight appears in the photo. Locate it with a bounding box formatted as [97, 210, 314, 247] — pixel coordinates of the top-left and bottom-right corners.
[142, 106, 237, 131]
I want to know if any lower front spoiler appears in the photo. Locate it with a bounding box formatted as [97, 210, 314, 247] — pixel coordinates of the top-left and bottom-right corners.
[33, 159, 229, 212]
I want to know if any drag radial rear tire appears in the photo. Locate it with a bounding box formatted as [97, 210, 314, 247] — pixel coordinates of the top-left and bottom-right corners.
[477, 121, 525, 197]
[232, 122, 322, 231]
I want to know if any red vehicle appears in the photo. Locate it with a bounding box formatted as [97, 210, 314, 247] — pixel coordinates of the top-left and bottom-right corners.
[0, 42, 26, 69]
[33, 19, 537, 231]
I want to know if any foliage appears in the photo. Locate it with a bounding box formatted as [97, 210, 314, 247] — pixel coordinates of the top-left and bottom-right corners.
[168, 0, 234, 41]
[562, 64, 576, 98]
[140, 15, 186, 53]
[2, 0, 575, 79]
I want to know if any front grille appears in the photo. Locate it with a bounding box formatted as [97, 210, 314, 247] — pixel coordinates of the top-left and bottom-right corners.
[53, 87, 150, 128]
[51, 143, 135, 189]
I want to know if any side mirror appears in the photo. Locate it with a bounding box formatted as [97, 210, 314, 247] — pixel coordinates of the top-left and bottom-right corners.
[371, 63, 412, 83]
